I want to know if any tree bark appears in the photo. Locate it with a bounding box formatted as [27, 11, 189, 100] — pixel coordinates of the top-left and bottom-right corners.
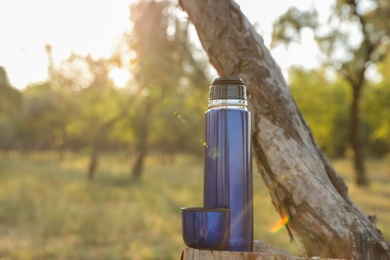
[179, 0, 390, 259]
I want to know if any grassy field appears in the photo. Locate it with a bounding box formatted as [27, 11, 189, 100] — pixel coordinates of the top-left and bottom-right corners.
[0, 152, 389, 259]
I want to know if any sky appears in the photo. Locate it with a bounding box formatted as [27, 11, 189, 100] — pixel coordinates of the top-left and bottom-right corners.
[0, 0, 332, 90]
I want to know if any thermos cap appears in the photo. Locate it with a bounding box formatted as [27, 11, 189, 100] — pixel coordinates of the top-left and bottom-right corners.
[209, 77, 247, 100]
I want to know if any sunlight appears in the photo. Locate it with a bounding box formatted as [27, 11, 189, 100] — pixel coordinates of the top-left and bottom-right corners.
[0, 0, 134, 89]
[109, 67, 131, 88]
[270, 214, 289, 233]
[0, 0, 331, 90]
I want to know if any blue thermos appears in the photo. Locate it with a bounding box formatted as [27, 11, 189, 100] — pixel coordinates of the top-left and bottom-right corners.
[203, 77, 253, 252]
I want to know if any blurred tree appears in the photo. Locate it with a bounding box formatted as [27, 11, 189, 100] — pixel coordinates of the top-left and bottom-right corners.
[36, 2, 210, 181]
[54, 53, 133, 178]
[289, 67, 349, 157]
[272, 0, 390, 185]
[38, 46, 117, 165]
[45, 45, 134, 177]
[363, 54, 390, 156]
[290, 65, 390, 158]
[20, 82, 68, 152]
[83, 56, 132, 180]
[0, 67, 22, 151]
[126, 0, 210, 180]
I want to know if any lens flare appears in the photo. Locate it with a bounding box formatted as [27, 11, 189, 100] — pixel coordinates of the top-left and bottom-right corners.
[270, 215, 289, 233]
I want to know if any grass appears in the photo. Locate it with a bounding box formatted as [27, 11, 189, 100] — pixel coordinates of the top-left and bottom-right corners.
[0, 152, 389, 259]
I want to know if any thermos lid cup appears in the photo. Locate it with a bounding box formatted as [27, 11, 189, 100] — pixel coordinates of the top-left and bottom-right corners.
[181, 207, 230, 250]
[209, 77, 247, 100]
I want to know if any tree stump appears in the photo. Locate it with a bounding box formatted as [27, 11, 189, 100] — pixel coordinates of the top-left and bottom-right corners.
[181, 241, 344, 260]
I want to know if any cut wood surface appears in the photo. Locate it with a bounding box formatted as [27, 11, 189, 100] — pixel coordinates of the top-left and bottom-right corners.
[181, 241, 344, 260]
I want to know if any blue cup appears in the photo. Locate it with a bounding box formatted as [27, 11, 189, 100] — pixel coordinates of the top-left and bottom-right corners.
[181, 207, 230, 250]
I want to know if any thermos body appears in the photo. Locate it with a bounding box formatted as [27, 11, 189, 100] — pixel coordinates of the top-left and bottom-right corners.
[203, 78, 253, 252]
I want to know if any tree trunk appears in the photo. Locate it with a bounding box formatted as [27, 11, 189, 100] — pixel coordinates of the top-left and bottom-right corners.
[57, 128, 67, 161]
[349, 84, 367, 185]
[131, 103, 151, 180]
[179, 0, 390, 259]
[131, 134, 148, 180]
[87, 109, 129, 180]
[87, 138, 100, 181]
[131, 126, 148, 180]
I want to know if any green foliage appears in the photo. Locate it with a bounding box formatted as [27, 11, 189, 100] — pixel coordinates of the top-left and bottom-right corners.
[122, 0, 210, 157]
[362, 68, 390, 156]
[274, 0, 390, 159]
[19, 83, 69, 149]
[272, 0, 390, 69]
[289, 67, 349, 157]
[289, 65, 390, 157]
[0, 67, 22, 150]
[0, 67, 22, 115]
[271, 7, 318, 48]
[0, 1, 211, 159]
[1, 0, 388, 162]
[362, 88, 390, 156]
